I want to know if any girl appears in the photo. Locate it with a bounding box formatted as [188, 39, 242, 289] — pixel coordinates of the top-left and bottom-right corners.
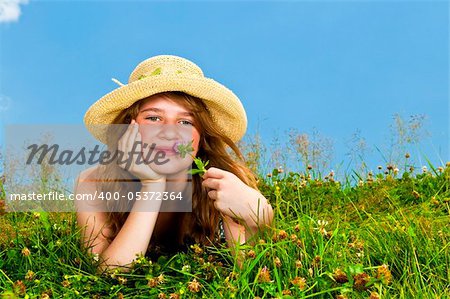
[75, 55, 273, 272]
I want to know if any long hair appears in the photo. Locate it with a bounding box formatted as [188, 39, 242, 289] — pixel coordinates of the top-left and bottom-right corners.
[95, 91, 258, 251]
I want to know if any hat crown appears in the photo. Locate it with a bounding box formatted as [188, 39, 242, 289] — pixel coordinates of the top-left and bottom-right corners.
[128, 55, 204, 83]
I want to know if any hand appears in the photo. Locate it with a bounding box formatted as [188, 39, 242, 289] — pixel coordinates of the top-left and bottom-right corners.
[201, 167, 263, 221]
[117, 119, 165, 182]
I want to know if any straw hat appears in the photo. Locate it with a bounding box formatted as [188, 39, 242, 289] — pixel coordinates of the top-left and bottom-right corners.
[83, 55, 247, 144]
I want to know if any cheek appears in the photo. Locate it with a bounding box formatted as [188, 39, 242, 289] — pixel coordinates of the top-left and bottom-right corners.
[192, 130, 201, 150]
[138, 126, 156, 143]
[180, 127, 200, 145]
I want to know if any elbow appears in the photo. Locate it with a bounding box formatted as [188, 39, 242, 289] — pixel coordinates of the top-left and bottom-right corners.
[96, 258, 132, 276]
[256, 200, 274, 230]
[266, 203, 274, 227]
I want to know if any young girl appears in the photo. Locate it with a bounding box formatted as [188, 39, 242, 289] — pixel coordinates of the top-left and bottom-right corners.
[75, 55, 273, 272]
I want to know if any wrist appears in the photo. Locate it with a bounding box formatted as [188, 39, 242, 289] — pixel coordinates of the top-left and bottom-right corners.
[243, 195, 269, 227]
[140, 177, 166, 188]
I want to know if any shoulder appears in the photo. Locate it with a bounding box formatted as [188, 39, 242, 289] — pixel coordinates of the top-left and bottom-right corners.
[76, 164, 102, 184]
[74, 165, 105, 209]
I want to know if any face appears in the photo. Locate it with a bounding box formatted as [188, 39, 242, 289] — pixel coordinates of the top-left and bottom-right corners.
[134, 94, 201, 176]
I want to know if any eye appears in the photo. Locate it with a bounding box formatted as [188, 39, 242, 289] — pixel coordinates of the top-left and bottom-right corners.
[179, 120, 193, 126]
[145, 116, 161, 122]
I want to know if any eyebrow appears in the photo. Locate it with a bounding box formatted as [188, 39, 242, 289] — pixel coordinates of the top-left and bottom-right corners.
[139, 107, 193, 117]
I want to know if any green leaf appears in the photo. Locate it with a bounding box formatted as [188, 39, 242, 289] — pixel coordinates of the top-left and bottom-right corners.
[347, 264, 364, 276]
[407, 225, 416, 237]
[188, 169, 204, 175]
[175, 139, 208, 177]
[194, 159, 204, 169]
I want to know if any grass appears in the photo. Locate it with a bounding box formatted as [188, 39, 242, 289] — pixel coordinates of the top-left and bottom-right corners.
[0, 163, 449, 299]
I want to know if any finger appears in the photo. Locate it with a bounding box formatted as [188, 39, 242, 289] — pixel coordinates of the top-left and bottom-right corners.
[135, 130, 143, 154]
[124, 121, 139, 156]
[203, 167, 226, 180]
[118, 120, 135, 148]
[139, 132, 152, 163]
[132, 130, 143, 167]
[208, 190, 218, 200]
[202, 178, 222, 190]
[120, 122, 139, 170]
[118, 121, 136, 157]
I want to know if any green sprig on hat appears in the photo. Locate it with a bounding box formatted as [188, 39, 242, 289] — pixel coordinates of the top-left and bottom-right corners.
[138, 67, 162, 80]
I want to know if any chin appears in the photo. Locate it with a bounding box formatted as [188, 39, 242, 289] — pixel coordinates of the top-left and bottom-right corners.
[150, 163, 192, 177]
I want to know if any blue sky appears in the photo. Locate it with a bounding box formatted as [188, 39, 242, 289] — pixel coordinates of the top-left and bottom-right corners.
[1, 0, 448, 174]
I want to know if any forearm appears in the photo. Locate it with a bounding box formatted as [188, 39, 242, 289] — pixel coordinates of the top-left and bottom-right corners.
[98, 182, 165, 272]
[222, 214, 246, 269]
[240, 195, 274, 230]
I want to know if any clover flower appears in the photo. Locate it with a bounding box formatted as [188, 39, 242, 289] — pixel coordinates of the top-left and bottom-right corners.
[25, 270, 35, 281]
[258, 266, 272, 283]
[376, 264, 392, 285]
[117, 276, 127, 285]
[315, 220, 329, 236]
[190, 243, 203, 255]
[353, 272, 370, 290]
[148, 278, 158, 288]
[187, 278, 202, 293]
[274, 257, 282, 268]
[21, 247, 31, 257]
[157, 274, 165, 284]
[333, 268, 348, 283]
[61, 280, 71, 288]
[13, 280, 26, 296]
[291, 276, 306, 290]
[277, 230, 288, 240]
[369, 292, 380, 299]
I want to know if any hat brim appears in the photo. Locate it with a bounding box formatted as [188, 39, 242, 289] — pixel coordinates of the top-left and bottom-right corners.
[84, 74, 247, 144]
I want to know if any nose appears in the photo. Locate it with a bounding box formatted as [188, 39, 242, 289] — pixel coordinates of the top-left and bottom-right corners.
[157, 124, 180, 140]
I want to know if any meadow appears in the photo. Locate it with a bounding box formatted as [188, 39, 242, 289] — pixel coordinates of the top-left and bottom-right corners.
[0, 125, 449, 299]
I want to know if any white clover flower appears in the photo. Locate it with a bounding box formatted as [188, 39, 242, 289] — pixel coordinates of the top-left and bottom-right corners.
[182, 264, 191, 272]
[317, 220, 329, 227]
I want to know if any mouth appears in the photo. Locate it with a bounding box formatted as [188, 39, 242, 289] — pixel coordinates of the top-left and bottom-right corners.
[154, 147, 178, 156]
